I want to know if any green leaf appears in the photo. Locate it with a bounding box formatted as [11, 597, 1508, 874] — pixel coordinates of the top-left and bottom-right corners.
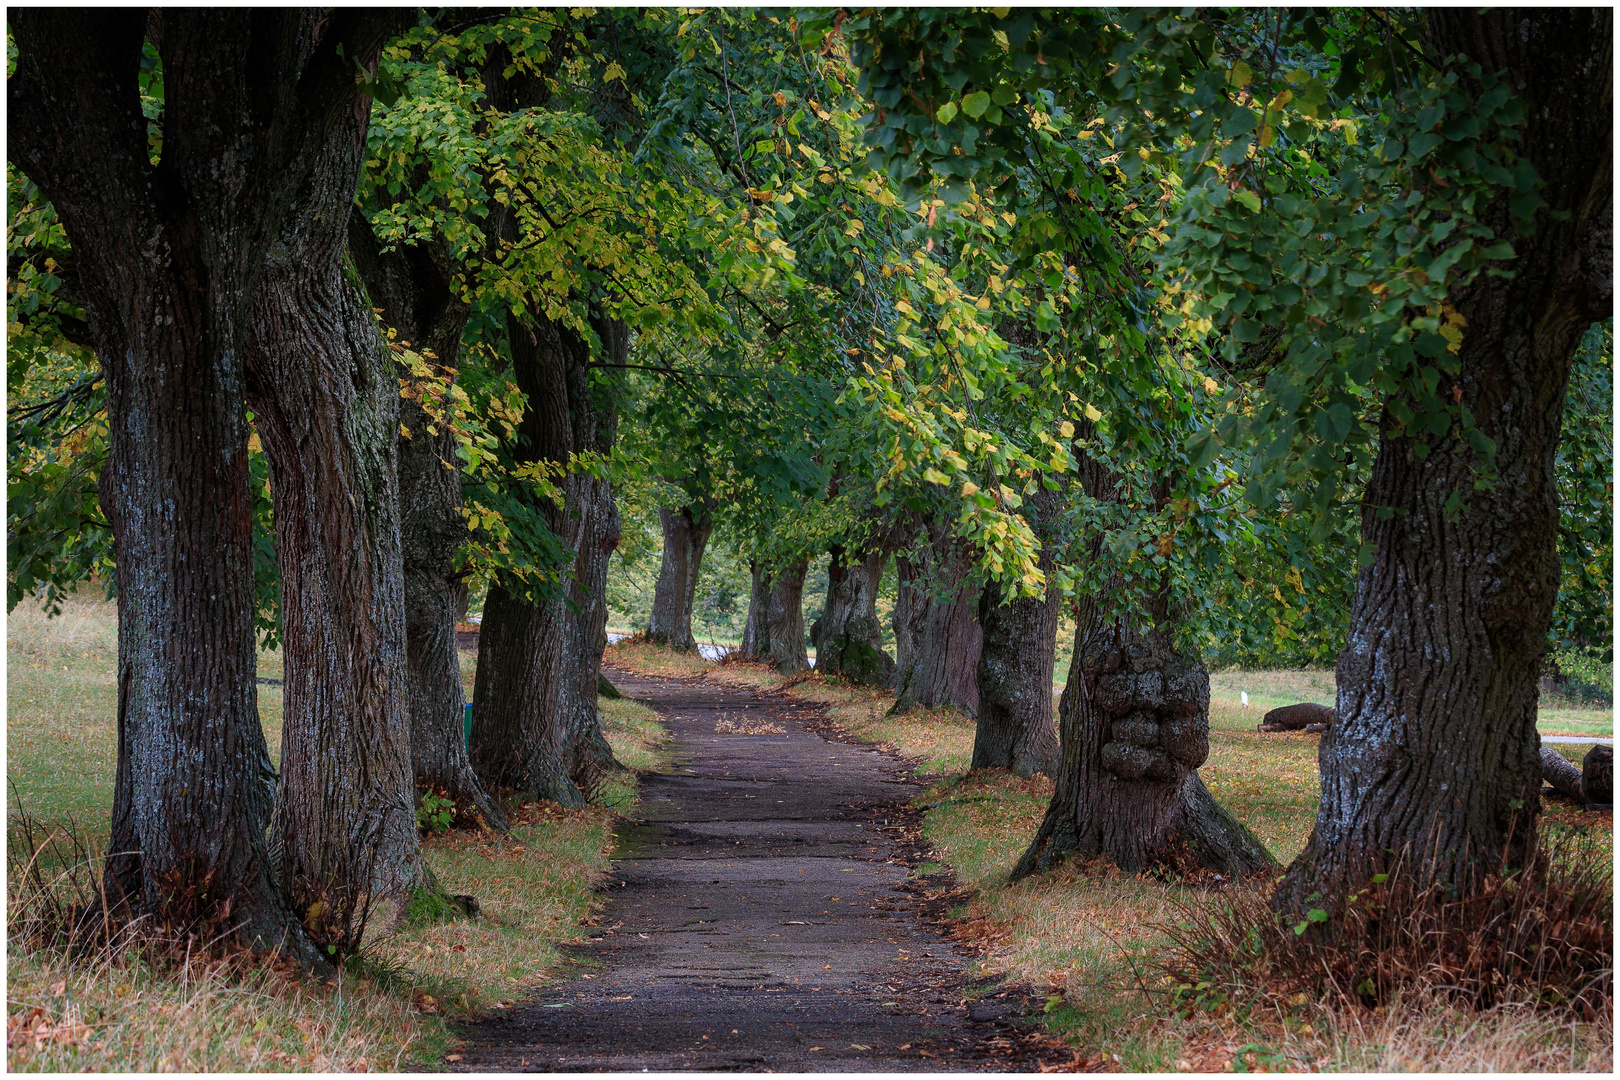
[1231, 189, 1262, 213]
[961, 91, 992, 120]
[935, 100, 959, 125]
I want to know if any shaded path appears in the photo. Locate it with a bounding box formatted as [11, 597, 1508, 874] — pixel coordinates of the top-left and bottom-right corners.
[452, 667, 1067, 1072]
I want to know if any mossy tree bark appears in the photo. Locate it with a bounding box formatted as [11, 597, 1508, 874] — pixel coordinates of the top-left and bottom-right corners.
[245, 80, 426, 934]
[1278, 8, 1612, 909]
[8, 9, 405, 956]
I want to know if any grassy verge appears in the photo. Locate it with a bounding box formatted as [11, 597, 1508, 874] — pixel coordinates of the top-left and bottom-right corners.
[7, 592, 668, 1071]
[607, 640, 1614, 1072]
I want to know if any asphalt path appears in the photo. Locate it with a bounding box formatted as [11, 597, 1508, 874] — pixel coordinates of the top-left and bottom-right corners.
[450, 666, 1069, 1072]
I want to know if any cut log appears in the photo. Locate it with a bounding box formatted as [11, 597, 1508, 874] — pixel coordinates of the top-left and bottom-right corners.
[1257, 702, 1334, 733]
[1541, 745, 1586, 804]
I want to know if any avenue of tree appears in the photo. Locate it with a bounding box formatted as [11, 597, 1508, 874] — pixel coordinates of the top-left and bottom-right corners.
[6, 7, 1611, 965]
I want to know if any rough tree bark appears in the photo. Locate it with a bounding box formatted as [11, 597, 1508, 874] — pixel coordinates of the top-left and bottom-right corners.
[244, 66, 427, 934]
[557, 315, 627, 787]
[348, 218, 506, 830]
[973, 487, 1062, 777]
[766, 559, 811, 673]
[468, 314, 589, 809]
[739, 559, 811, 672]
[891, 521, 982, 714]
[8, 9, 403, 954]
[739, 561, 775, 658]
[647, 504, 714, 650]
[1013, 461, 1273, 881]
[1279, 9, 1612, 906]
[810, 544, 894, 686]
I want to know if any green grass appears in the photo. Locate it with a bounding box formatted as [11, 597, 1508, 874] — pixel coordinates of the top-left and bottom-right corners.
[8, 590, 667, 1071]
[1208, 667, 1612, 739]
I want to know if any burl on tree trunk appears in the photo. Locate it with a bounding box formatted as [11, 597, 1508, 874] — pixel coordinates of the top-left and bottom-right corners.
[8, 9, 404, 955]
[1013, 593, 1274, 880]
[1278, 9, 1612, 908]
[811, 544, 894, 686]
[740, 559, 811, 673]
[245, 74, 427, 933]
[892, 522, 982, 715]
[647, 504, 714, 650]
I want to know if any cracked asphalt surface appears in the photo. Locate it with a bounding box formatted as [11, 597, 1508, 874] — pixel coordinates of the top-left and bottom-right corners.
[450, 666, 1071, 1072]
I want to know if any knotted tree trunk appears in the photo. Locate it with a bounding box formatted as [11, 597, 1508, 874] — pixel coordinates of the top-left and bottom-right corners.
[9, 9, 404, 957]
[1012, 588, 1275, 880]
[469, 314, 589, 809]
[1014, 458, 1272, 880]
[1278, 8, 1612, 909]
[892, 522, 982, 714]
[647, 504, 714, 650]
[244, 72, 428, 938]
[811, 544, 894, 686]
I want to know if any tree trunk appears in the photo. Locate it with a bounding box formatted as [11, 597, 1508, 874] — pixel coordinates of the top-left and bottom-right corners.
[973, 484, 1063, 777]
[766, 559, 811, 673]
[738, 558, 810, 672]
[739, 560, 775, 660]
[1279, 9, 1612, 907]
[1540, 746, 1586, 804]
[974, 578, 1062, 779]
[1012, 589, 1275, 880]
[811, 544, 895, 686]
[558, 315, 627, 788]
[467, 314, 588, 808]
[647, 504, 714, 650]
[347, 218, 506, 830]
[891, 523, 982, 714]
[244, 81, 426, 940]
[8, 9, 403, 956]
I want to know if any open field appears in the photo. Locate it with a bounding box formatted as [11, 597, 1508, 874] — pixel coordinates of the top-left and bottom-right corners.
[7, 592, 667, 1071]
[606, 642, 1614, 1073]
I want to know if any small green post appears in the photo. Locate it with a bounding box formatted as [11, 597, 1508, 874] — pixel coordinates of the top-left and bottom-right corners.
[464, 702, 474, 747]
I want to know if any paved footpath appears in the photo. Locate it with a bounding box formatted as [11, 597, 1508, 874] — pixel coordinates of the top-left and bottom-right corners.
[451, 667, 1070, 1072]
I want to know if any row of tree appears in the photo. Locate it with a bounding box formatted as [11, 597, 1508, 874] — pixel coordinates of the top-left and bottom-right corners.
[6, 7, 1611, 964]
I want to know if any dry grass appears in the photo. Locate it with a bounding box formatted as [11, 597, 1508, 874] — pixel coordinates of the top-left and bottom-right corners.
[608, 639, 1616, 1072]
[7, 589, 668, 1071]
[6, 941, 447, 1072]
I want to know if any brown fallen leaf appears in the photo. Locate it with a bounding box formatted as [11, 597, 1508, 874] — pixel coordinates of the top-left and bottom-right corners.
[444, 1054, 463, 1063]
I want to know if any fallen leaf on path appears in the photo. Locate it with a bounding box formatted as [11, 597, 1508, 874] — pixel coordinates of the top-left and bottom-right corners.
[445, 1054, 463, 1063]
[850, 1044, 871, 1050]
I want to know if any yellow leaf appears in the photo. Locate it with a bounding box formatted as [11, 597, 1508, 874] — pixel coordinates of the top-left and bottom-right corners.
[399, 424, 412, 440]
[962, 481, 980, 497]
[1084, 403, 1102, 422]
[1058, 420, 1075, 438]
[1203, 377, 1220, 394]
